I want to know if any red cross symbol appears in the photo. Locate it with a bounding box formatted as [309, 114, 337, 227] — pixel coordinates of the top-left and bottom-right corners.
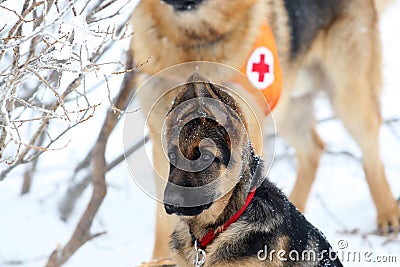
[251, 54, 270, 82]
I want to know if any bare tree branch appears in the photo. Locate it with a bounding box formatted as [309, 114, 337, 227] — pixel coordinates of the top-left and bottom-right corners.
[0, 0, 135, 180]
[46, 45, 137, 266]
[21, 131, 46, 195]
[58, 134, 148, 221]
[0, 1, 139, 266]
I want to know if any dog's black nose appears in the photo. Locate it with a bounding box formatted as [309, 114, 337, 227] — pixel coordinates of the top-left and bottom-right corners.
[164, 203, 178, 215]
[161, 0, 205, 11]
[164, 186, 185, 215]
[164, 185, 213, 216]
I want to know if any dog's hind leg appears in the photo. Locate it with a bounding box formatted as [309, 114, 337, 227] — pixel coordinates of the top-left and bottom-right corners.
[273, 68, 325, 213]
[324, 0, 400, 233]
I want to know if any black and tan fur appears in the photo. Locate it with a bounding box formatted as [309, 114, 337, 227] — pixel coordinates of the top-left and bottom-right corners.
[163, 73, 343, 267]
[130, 0, 400, 258]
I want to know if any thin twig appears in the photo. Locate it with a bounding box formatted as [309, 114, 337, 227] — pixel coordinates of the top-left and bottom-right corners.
[316, 194, 349, 232]
[325, 149, 361, 161]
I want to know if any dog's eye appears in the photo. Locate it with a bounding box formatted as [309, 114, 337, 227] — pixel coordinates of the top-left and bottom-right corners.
[169, 152, 177, 165]
[201, 152, 214, 163]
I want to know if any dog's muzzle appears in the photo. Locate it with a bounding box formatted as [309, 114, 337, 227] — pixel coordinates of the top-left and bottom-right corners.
[164, 183, 214, 216]
[161, 0, 205, 11]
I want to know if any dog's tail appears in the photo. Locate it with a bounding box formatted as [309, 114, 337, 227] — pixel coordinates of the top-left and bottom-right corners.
[374, 0, 396, 16]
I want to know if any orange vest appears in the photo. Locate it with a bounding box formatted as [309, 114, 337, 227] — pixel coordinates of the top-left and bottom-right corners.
[236, 21, 282, 115]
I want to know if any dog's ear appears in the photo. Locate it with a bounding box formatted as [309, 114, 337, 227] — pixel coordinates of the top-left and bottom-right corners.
[187, 72, 217, 98]
[170, 73, 215, 110]
[171, 73, 241, 113]
[169, 73, 246, 132]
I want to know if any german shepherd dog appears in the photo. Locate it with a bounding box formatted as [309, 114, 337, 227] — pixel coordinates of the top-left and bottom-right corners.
[162, 73, 343, 267]
[130, 0, 400, 259]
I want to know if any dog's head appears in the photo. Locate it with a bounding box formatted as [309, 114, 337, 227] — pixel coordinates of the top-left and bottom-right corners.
[163, 73, 251, 217]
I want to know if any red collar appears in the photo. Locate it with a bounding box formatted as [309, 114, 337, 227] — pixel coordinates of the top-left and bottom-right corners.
[191, 186, 257, 250]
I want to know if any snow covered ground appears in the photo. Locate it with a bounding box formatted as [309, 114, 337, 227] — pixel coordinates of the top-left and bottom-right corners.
[1, 1, 400, 266]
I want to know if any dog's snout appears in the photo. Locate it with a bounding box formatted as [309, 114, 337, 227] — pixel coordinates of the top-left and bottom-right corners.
[164, 184, 213, 216]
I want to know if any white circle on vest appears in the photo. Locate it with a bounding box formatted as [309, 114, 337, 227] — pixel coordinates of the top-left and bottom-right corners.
[246, 47, 275, 90]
